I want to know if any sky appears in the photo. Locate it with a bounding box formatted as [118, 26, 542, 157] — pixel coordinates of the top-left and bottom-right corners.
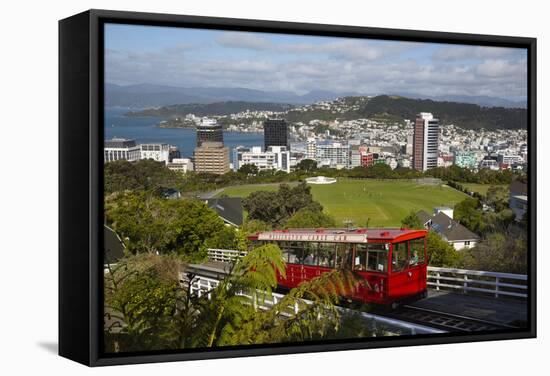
[105, 23, 528, 101]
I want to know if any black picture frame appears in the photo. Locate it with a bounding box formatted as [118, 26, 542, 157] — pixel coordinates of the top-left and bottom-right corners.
[59, 8, 537, 367]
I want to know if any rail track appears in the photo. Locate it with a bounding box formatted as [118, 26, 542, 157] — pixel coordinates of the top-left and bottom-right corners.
[382, 305, 519, 332]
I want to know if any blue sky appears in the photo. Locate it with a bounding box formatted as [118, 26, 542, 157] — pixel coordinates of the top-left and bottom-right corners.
[105, 23, 527, 101]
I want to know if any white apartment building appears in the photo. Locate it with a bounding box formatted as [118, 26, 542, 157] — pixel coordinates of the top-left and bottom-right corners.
[104, 138, 140, 163]
[498, 154, 522, 165]
[306, 138, 317, 160]
[315, 142, 350, 169]
[167, 158, 194, 174]
[234, 146, 290, 173]
[138, 143, 171, 164]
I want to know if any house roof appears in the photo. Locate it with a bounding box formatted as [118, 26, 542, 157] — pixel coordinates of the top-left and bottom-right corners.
[104, 225, 125, 264]
[430, 212, 480, 242]
[510, 180, 527, 196]
[206, 197, 244, 227]
[416, 210, 432, 225]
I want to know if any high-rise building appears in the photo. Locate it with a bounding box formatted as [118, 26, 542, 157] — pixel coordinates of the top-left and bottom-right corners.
[264, 118, 289, 150]
[413, 112, 439, 171]
[104, 138, 140, 163]
[196, 118, 223, 147]
[194, 141, 230, 175]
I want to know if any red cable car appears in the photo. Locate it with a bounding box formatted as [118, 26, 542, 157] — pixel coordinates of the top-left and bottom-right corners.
[248, 228, 428, 307]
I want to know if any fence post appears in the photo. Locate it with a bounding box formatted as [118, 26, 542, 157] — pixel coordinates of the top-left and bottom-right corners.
[436, 272, 441, 291]
[495, 277, 500, 298]
[463, 274, 468, 294]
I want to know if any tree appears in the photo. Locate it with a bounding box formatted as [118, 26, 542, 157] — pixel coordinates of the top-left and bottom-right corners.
[426, 232, 462, 267]
[238, 163, 259, 176]
[243, 182, 323, 227]
[454, 197, 484, 233]
[460, 226, 527, 273]
[401, 211, 424, 230]
[104, 253, 182, 352]
[295, 159, 317, 173]
[284, 208, 337, 229]
[104, 159, 182, 194]
[105, 191, 225, 261]
[205, 226, 238, 250]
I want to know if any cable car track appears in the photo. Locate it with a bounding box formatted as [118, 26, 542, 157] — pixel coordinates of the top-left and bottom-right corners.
[382, 305, 519, 332]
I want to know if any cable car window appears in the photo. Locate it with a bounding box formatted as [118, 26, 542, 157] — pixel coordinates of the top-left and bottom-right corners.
[302, 242, 318, 266]
[355, 243, 388, 272]
[369, 243, 388, 272]
[409, 238, 426, 266]
[286, 242, 304, 264]
[392, 242, 408, 272]
[317, 242, 335, 268]
[335, 243, 353, 269]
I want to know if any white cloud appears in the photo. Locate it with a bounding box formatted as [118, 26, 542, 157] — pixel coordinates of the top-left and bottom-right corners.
[216, 32, 272, 50]
[105, 43, 527, 100]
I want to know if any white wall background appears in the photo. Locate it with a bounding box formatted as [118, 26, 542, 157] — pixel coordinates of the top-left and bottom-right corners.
[0, 0, 546, 374]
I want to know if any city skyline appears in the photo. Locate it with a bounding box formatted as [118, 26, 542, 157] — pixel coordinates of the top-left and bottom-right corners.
[105, 24, 528, 102]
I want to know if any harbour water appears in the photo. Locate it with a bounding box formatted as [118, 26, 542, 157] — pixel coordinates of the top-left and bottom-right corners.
[104, 107, 264, 161]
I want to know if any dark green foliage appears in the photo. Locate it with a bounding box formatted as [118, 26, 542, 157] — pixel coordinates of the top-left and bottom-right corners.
[295, 158, 317, 173]
[401, 211, 424, 230]
[284, 208, 337, 229]
[205, 226, 239, 250]
[454, 198, 484, 234]
[426, 231, 462, 267]
[460, 227, 527, 274]
[105, 191, 225, 262]
[104, 159, 181, 194]
[243, 182, 323, 227]
[427, 165, 516, 184]
[240, 219, 272, 236]
[238, 163, 259, 176]
[104, 254, 183, 351]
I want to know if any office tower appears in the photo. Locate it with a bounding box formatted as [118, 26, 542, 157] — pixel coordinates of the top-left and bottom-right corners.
[193, 141, 230, 175]
[413, 112, 439, 171]
[196, 118, 223, 147]
[264, 118, 289, 150]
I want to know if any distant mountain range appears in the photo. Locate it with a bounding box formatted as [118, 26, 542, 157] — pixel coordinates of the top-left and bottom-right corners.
[106, 83, 526, 109]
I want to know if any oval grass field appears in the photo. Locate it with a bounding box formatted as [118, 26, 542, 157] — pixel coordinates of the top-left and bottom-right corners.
[215, 179, 469, 227]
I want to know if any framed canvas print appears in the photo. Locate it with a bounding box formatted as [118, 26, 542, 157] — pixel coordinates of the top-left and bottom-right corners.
[59, 9, 536, 366]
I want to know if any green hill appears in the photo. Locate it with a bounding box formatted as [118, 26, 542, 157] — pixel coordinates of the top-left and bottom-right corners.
[126, 101, 294, 117]
[357, 95, 527, 130]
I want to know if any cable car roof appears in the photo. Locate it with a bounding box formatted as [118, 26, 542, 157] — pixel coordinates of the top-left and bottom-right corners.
[253, 228, 427, 243]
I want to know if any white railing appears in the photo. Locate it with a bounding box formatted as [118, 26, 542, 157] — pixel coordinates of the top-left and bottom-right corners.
[185, 273, 443, 335]
[207, 249, 528, 300]
[207, 248, 248, 263]
[427, 266, 527, 299]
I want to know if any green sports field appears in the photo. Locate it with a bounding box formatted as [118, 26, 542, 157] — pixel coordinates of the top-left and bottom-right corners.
[215, 179, 469, 227]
